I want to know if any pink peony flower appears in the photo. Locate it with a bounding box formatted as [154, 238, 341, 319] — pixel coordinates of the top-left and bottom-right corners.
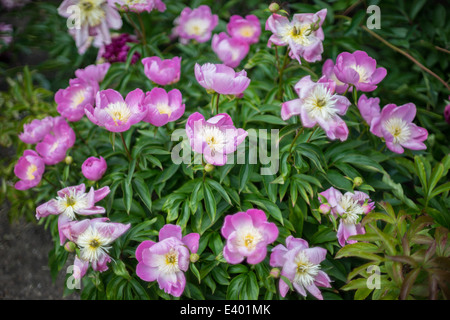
[19, 116, 54, 145]
[357, 94, 381, 128]
[36, 183, 110, 245]
[81, 156, 107, 181]
[58, 0, 123, 55]
[227, 15, 261, 45]
[333, 50, 387, 92]
[370, 102, 428, 154]
[270, 236, 331, 299]
[444, 97, 450, 124]
[142, 88, 185, 127]
[172, 5, 218, 44]
[281, 75, 351, 141]
[85, 88, 147, 132]
[55, 78, 99, 122]
[14, 150, 45, 190]
[62, 217, 130, 279]
[135, 224, 200, 297]
[319, 187, 374, 246]
[142, 56, 181, 86]
[221, 209, 279, 265]
[112, 0, 166, 13]
[75, 62, 111, 83]
[322, 59, 350, 94]
[265, 9, 327, 64]
[186, 112, 248, 166]
[194, 63, 251, 95]
[35, 117, 76, 165]
[212, 32, 249, 68]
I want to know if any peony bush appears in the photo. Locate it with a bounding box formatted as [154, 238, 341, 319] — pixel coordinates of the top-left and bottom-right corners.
[1, 0, 449, 300]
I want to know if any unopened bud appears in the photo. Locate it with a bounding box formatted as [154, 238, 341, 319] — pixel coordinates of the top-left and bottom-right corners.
[269, 2, 280, 13]
[190, 253, 199, 263]
[65, 156, 73, 165]
[64, 241, 76, 253]
[204, 164, 215, 172]
[270, 268, 280, 278]
[353, 177, 363, 187]
[319, 203, 331, 215]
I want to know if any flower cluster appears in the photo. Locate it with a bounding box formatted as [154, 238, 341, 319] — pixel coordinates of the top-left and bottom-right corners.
[212, 15, 261, 68]
[98, 33, 141, 64]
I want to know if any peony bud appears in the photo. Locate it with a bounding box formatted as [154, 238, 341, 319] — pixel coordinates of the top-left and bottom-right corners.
[64, 241, 76, 253]
[353, 177, 363, 187]
[269, 268, 280, 278]
[65, 156, 73, 165]
[190, 253, 199, 263]
[81, 156, 107, 181]
[319, 203, 331, 215]
[204, 164, 215, 172]
[269, 2, 280, 13]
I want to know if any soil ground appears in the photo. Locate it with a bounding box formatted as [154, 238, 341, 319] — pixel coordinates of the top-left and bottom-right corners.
[0, 205, 79, 300]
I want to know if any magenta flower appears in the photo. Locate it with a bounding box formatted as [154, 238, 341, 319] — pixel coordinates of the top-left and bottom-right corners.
[142, 56, 181, 86]
[334, 50, 387, 92]
[58, 0, 123, 55]
[113, 0, 166, 13]
[322, 59, 350, 94]
[265, 9, 327, 64]
[98, 33, 140, 64]
[172, 5, 218, 44]
[281, 75, 351, 141]
[62, 218, 130, 279]
[370, 103, 428, 154]
[14, 150, 45, 190]
[55, 78, 99, 122]
[212, 32, 249, 68]
[186, 112, 248, 166]
[19, 116, 54, 145]
[270, 236, 331, 299]
[319, 187, 374, 246]
[75, 62, 110, 84]
[0, 23, 13, 49]
[143, 88, 185, 127]
[357, 94, 381, 128]
[81, 156, 107, 181]
[194, 63, 251, 95]
[35, 117, 76, 165]
[445, 97, 450, 124]
[221, 209, 279, 265]
[135, 224, 200, 297]
[85, 88, 147, 132]
[227, 15, 261, 45]
[36, 183, 110, 245]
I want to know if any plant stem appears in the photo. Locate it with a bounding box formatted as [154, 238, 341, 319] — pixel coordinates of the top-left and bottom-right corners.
[287, 127, 304, 163]
[306, 126, 318, 143]
[216, 93, 220, 115]
[120, 132, 132, 161]
[277, 48, 290, 100]
[137, 13, 148, 56]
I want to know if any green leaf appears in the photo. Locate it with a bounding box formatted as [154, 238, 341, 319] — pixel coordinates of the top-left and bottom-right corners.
[122, 180, 133, 214]
[414, 155, 428, 194]
[203, 182, 217, 222]
[206, 178, 232, 205]
[133, 177, 152, 212]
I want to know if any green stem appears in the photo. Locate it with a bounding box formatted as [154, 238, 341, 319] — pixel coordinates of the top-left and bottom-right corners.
[352, 86, 358, 105]
[216, 93, 220, 115]
[120, 132, 132, 161]
[137, 13, 148, 56]
[277, 48, 290, 100]
[306, 126, 318, 143]
[287, 127, 304, 163]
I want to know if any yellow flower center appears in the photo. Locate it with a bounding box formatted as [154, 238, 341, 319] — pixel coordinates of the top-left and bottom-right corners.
[239, 26, 254, 38]
[26, 164, 37, 180]
[157, 104, 172, 117]
[105, 102, 132, 126]
[79, 0, 105, 26]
